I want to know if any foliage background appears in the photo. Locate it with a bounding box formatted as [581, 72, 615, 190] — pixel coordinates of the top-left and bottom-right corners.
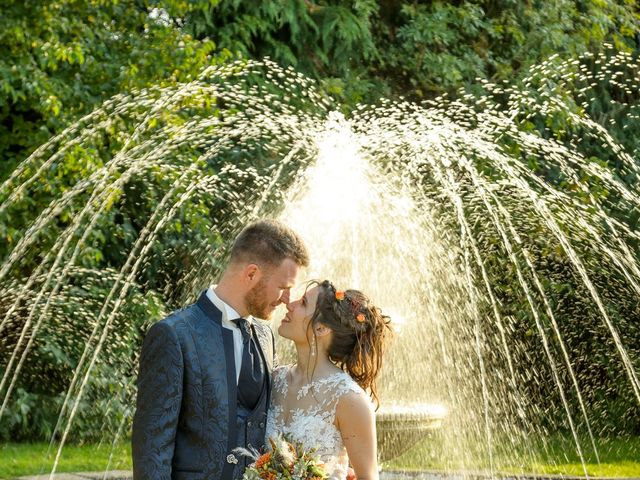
[0, 0, 639, 444]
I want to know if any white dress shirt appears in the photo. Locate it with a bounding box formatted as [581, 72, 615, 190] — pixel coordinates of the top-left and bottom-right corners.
[206, 286, 252, 384]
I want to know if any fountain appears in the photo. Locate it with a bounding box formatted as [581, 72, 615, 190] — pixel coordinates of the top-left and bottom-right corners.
[375, 404, 447, 463]
[0, 47, 639, 477]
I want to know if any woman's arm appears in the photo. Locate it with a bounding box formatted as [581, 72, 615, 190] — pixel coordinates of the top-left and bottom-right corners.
[335, 391, 378, 480]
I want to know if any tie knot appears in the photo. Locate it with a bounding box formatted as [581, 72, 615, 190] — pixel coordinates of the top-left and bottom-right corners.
[232, 317, 251, 340]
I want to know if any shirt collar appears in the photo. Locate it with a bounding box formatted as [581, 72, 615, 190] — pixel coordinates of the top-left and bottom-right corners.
[206, 286, 253, 326]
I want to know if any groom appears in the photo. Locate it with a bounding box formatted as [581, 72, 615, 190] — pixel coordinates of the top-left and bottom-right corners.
[132, 219, 309, 480]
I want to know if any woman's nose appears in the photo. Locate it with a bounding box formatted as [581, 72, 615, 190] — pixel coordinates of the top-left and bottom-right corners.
[279, 289, 290, 304]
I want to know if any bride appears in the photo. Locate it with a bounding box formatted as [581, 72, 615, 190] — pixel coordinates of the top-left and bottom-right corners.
[266, 280, 392, 480]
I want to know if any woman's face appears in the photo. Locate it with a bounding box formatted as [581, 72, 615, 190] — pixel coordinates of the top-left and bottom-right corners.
[279, 285, 320, 342]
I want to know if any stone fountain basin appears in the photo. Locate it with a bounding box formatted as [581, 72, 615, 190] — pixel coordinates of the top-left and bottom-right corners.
[376, 404, 447, 462]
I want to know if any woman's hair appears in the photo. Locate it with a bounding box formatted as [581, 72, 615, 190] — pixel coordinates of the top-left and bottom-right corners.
[308, 280, 392, 406]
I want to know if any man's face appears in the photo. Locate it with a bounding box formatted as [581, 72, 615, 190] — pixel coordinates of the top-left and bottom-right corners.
[245, 258, 300, 320]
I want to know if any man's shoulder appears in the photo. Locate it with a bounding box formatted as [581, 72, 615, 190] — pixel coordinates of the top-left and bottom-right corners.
[155, 301, 205, 330]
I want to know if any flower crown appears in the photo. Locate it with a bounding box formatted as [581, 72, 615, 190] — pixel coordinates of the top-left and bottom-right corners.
[335, 289, 366, 323]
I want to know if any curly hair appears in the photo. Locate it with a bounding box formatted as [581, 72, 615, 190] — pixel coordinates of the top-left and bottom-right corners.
[307, 280, 392, 406]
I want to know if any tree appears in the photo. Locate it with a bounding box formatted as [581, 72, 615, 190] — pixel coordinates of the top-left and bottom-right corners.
[0, 0, 217, 179]
[177, 0, 640, 103]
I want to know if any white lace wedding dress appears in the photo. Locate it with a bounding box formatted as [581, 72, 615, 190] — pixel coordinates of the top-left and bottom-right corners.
[265, 364, 367, 480]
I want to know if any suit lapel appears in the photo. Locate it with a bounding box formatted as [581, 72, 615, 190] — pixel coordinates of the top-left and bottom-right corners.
[196, 291, 238, 476]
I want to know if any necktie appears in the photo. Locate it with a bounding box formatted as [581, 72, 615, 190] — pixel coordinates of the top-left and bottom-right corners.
[232, 318, 265, 410]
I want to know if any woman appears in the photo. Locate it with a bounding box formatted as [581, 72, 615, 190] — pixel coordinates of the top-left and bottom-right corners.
[265, 280, 392, 480]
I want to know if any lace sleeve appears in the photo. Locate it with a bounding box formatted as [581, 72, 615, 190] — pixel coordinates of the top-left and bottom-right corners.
[309, 372, 367, 423]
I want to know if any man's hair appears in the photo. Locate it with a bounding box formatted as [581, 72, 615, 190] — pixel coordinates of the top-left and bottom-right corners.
[229, 219, 310, 268]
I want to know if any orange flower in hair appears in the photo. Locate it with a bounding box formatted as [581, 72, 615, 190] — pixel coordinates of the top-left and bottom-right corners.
[356, 313, 366, 322]
[335, 291, 345, 301]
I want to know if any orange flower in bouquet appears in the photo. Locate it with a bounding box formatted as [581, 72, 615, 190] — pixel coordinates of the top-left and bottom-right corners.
[255, 452, 272, 470]
[237, 435, 328, 480]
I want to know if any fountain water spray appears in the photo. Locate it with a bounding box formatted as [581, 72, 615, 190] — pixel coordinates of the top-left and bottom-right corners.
[0, 49, 639, 476]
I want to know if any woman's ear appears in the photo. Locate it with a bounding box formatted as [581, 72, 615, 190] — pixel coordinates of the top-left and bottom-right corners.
[315, 324, 332, 337]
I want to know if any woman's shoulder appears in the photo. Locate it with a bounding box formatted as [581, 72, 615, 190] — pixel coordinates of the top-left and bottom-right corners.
[329, 371, 374, 411]
[334, 383, 375, 432]
[324, 369, 367, 398]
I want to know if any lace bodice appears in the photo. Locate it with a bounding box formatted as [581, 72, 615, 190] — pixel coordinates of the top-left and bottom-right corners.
[265, 365, 366, 480]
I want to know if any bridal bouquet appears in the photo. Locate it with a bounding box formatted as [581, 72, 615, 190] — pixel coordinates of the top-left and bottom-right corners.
[238, 435, 328, 480]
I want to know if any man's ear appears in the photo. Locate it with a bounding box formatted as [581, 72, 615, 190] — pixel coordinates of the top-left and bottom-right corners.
[243, 263, 262, 284]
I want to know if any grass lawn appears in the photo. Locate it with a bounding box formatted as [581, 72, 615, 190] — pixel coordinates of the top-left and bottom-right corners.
[385, 433, 640, 477]
[2, 435, 639, 479]
[0, 441, 131, 479]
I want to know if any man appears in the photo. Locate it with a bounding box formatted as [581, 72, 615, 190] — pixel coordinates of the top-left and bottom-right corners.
[132, 219, 310, 479]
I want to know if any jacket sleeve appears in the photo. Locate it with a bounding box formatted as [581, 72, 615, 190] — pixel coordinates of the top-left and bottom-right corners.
[132, 321, 183, 480]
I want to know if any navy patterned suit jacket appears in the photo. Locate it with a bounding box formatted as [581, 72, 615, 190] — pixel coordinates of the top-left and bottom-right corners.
[132, 292, 275, 480]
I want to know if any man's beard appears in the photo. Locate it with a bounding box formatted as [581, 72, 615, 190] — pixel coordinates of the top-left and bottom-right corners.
[245, 276, 273, 320]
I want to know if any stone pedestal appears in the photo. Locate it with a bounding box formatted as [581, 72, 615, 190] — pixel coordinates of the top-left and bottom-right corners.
[376, 404, 447, 462]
